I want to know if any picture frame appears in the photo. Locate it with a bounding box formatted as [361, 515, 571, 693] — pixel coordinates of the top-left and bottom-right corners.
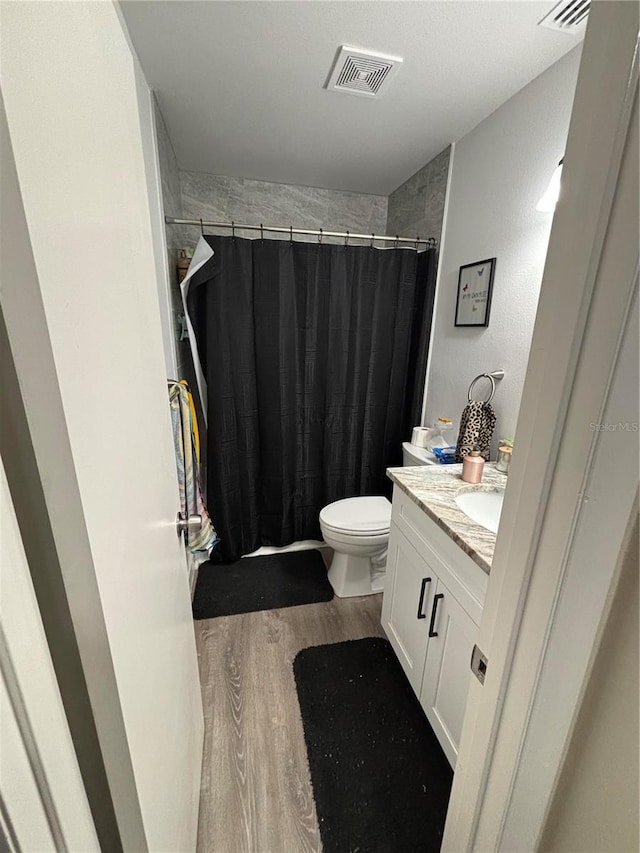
[454, 257, 496, 327]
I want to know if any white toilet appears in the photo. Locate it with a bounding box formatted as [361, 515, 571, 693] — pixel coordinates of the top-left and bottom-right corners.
[320, 442, 436, 597]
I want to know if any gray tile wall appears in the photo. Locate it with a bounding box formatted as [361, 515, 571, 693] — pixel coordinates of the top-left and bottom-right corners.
[386, 146, 451, 244]
[153, 98, 191, 378]
[155, 97, 182, 230]
[179, 170, 388, 248]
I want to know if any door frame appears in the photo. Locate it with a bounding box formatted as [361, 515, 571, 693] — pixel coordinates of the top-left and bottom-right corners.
[0, 454, 100, 852]
[443, 3, 639, 849]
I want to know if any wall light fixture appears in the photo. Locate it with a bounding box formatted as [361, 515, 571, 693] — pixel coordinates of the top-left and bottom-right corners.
[537, 158, 564, 212]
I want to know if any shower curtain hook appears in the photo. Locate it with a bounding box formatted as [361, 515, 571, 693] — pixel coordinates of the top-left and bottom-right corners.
[231, 221, 235, 239]
[415, 236, 420, 250]
[370, 233, 375, 248]
[200, 218, 204, 235]
[290, 225, 293, 243]
[394, 235, 399, 249]
[260, 223, 264, 241]
[345, 230, 349, 246]
[319, 228, 323, 244]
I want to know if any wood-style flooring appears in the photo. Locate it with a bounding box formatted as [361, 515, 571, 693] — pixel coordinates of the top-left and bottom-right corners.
[195, 594, 385, 853]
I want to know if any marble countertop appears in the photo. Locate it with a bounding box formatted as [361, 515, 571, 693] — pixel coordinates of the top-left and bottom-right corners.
[386, 463, 507, 574]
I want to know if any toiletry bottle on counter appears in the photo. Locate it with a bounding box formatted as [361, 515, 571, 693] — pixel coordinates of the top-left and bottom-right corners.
[461, 445, 485, 484]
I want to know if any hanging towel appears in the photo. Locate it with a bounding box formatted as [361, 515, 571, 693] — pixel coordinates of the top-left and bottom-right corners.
[169, 381, 218, 554]
[455, 401, 496, 462]
[179, 379, 200, 463]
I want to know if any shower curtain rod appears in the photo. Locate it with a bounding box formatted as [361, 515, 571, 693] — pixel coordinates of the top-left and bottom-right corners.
[164, 216, 436, 247]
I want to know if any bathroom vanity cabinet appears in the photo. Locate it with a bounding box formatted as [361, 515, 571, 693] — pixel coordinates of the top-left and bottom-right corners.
[381, 485, 489, 766]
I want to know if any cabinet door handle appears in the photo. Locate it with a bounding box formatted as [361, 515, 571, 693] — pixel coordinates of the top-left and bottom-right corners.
[417, 577, 431, 619]
[428, 593, 444, 637]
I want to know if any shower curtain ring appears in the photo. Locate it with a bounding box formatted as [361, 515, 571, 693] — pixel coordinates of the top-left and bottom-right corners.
[200, 218, 204, 235]
[394, 235, 399, 249]
[260, 223, 264, 240]
[231, 221, 235, 238]
[370, 233, 375, 248]
[415, 236, 420, 250]
[290, 225, 293, 242]
[319, 228, 323, 244]
[345, 230, 349, 246]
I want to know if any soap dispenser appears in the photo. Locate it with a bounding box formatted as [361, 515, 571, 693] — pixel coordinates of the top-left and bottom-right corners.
[461, 445, 485, 484]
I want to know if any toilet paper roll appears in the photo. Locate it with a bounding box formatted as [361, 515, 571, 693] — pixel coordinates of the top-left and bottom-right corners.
[411, 426, 431, 448]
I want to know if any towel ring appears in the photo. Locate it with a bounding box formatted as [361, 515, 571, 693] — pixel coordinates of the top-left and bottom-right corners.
[467, 373, 496, 403]
[467, 370, 504, 404]
[468, 373, 496, 404]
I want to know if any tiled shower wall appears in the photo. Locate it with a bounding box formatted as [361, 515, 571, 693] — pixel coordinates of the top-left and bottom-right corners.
[386, 146, 451, 243]
[153, 97, 190, 378]
[178, 171, 388, 248]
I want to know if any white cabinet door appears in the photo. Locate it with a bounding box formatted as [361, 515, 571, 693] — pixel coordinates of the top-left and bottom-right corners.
[382, 524, 433, 693]
[420, 576, 479, 766]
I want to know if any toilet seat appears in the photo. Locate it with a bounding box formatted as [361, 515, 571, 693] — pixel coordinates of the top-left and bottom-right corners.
[320, 496, 391, 537]
[320, 527, 388, 549]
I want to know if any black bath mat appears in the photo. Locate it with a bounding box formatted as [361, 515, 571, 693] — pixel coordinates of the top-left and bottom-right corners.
[294, 637, 453, 853]
[192, 550, 333, 619]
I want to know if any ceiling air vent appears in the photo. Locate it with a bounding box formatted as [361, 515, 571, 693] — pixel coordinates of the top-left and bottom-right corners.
[538, 0, 590, 33]
[326, 46, 403, 98]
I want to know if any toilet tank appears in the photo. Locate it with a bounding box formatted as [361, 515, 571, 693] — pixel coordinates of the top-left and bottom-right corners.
[402, 442, 438, 466]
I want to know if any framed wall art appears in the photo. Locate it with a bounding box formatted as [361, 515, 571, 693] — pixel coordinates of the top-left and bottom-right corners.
[455, 257, 496, 327]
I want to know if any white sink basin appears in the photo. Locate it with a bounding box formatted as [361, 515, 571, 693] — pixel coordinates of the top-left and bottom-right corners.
[454, 490, 504, 534]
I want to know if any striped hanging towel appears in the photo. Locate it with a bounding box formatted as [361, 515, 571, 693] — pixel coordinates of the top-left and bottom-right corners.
[169, 381, 218, 554]
[455, 401, 497, 462]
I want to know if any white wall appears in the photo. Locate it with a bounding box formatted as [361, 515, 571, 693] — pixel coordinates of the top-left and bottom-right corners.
[424, 48, 582, 453]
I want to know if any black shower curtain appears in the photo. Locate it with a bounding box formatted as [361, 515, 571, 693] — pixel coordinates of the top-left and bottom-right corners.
[187, 235, 436, 560]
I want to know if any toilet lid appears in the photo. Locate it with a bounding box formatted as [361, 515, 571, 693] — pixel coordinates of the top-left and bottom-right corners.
[320, 496, 391, 535]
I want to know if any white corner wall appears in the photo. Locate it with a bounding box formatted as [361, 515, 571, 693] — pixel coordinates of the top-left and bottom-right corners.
[424, 47, 582, 452]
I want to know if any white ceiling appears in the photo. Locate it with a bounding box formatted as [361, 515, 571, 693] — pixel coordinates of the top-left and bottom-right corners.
[121, 1, 582, 196]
